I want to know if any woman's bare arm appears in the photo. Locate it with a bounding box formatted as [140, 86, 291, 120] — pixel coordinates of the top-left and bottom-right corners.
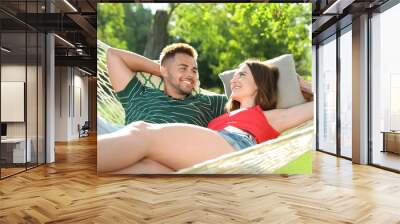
[264, 101, 314, 133]
[106, 48, 161, 92]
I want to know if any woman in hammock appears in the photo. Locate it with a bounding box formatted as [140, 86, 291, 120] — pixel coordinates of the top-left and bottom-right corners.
[98, 60, 313, 174]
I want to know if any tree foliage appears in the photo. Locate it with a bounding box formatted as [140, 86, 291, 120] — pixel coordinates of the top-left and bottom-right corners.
[170, 3, 311, 88]
[98, 3, 312, 90]
[97, 3, 127, 50]
[98, 3, 152, 53]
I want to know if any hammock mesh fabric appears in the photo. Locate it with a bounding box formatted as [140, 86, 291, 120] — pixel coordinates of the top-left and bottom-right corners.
[97, 40, 125, 125]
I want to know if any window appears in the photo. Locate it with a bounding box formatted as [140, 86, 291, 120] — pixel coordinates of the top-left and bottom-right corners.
[317, 35, 337, 154]
[339, 27, 352, 158]
[371, 2, 400, 171]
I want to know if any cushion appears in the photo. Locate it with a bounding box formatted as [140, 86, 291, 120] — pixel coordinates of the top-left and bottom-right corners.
[218, 54, 305, 109]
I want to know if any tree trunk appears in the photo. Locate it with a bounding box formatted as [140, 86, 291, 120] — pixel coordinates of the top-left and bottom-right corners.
[144, 10, 169, 60]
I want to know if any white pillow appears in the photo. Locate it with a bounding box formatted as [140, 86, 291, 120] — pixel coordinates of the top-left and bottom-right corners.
[218, 54, 305, 109]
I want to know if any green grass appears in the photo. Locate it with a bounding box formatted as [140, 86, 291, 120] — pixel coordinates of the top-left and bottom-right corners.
[273, 150, 312, 174]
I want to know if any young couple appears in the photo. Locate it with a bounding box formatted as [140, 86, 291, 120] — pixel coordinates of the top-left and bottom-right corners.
[98, 43, 313, 174]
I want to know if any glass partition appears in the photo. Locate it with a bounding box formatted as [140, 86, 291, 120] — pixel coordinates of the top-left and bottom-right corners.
[1, 30, 28, 177]
[0, 1, 46, 179]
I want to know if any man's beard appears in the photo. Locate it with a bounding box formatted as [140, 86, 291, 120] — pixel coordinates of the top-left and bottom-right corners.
[166, 72, 192, 95]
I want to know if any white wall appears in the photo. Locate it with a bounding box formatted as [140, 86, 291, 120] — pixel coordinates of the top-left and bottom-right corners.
[46, 33, 55, 163]
[1, 65, 29, 138]
[54, 67, 89, 141]
[55, 66, 69, 141]
[1, 65, 26, 140]
[1, 64, 46, 164]
[73, 72, 89, 138]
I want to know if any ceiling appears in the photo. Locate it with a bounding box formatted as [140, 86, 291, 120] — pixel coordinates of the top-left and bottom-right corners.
[0, 0, 97, 75]
[312, 0, 390, 43]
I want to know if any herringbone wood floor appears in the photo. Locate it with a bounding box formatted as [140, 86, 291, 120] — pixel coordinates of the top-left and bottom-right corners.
[1, 135, 400, 224]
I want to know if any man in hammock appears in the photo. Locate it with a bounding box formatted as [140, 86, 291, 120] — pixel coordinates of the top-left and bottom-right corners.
[107, 43, 228, 127]
[106, 43, 312, 127]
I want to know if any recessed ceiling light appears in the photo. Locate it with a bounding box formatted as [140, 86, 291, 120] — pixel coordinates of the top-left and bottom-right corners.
[323, 0, 355, 15]
[54, 34, 75, 48]
[78, 68, 92, 76]
[1, 47, 11, 53]
[63, 0, 78, 12]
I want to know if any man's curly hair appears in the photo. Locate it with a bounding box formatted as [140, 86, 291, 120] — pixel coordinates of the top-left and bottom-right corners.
[159, 43, 198, 65]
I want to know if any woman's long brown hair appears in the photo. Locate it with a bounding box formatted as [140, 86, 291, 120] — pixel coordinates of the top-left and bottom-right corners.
[225, 60, 280, 112]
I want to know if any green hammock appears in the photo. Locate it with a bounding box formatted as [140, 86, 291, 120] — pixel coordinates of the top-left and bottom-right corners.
[177, 122, 313, 174]
[97, 40, 314, 174]
[97, 40, 125, 125]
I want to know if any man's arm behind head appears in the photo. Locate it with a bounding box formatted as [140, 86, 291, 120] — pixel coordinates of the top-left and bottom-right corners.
[107, 48, 161, 92]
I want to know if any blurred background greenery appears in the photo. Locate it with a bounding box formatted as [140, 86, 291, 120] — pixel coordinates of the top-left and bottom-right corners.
[98, 3, 312, 93]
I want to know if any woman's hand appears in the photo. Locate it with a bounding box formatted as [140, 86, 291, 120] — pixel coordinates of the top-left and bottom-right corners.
[297, 75, 313, 102]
